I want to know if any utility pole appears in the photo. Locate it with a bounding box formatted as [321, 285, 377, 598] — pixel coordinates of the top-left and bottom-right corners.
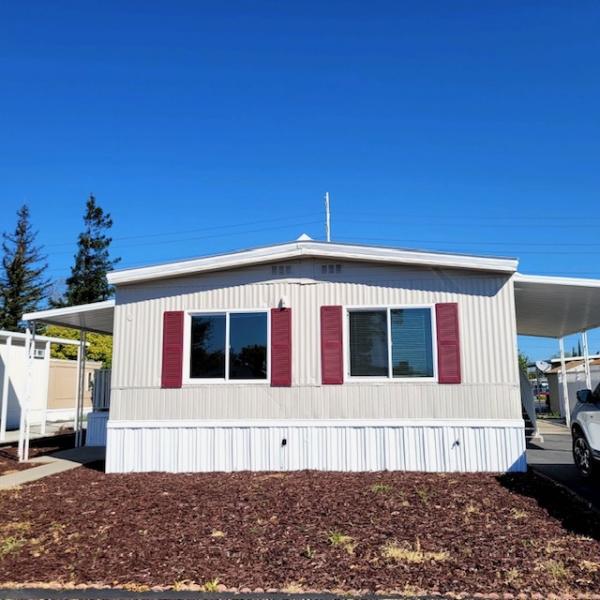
[325, 192, 331, 242]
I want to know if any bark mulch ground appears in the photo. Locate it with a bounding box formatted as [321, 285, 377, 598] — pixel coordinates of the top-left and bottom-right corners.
[0, 467, 599, 597]
[0, 432, 75, 475]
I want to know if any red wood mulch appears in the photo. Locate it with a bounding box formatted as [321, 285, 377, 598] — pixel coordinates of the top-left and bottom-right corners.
[0, 468, 599, 596]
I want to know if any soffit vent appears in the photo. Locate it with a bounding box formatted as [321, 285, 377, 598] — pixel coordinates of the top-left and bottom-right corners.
[321, 264, 342, 274]
[271, 264, 292, 276]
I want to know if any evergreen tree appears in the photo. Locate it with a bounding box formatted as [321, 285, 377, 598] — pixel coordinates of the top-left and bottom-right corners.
[56, 194, 120, 306]
[0, 205, 50, 331]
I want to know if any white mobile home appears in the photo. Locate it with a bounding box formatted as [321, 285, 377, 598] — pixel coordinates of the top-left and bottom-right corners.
[0, 330, 98, 439]
[21, 240, 600, 473]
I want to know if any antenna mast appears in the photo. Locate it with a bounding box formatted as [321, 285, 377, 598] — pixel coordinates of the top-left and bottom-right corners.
[324, 192, 331, 242]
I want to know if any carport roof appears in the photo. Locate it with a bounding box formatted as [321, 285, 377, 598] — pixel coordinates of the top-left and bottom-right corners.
[22, 300, 115, 334]
[514, 274, 600, 338]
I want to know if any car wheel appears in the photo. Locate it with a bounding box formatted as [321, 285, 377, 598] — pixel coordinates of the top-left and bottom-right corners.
[573, 432, 595, 478]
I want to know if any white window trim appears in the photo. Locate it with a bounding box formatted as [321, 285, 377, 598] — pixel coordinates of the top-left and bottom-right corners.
[182, 308, 271, 385]
[343, 304, 438, 383]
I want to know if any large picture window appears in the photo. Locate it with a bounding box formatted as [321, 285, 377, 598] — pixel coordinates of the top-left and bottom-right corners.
[348, 307, 435, 379]
[189, 311, 268, 381]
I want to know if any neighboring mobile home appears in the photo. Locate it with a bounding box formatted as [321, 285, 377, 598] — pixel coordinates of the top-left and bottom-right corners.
[21, 239, 600, 473]
[0, 330, 99, 438]
[545, 356, 600, 417]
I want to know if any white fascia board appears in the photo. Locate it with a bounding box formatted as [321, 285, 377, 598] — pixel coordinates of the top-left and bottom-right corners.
[0, 330, 85, 346]
[22, 299, 115, 322]
[107, 241, 518, 285]
[514, 272, 600, 288]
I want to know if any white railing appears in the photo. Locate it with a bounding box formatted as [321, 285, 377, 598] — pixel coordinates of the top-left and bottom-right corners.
[92, 368, 111, 411]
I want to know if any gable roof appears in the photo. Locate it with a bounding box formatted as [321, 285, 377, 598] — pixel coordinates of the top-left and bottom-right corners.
[106, 240, 518, 286]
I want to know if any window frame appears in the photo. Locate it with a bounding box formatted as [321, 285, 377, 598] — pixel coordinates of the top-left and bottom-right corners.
[343, 304, 438, 383]
[182, 308, 271, 385]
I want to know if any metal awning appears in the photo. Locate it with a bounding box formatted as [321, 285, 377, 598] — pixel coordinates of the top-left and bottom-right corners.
[22, 300, 115, 334]
[514, 274, 600, 338]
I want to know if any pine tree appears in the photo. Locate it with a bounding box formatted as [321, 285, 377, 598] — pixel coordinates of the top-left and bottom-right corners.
[56, 194, 120, 306]
[0, 205, 50, 331]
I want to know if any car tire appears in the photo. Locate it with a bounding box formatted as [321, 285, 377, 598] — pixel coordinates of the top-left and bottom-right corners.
[573, 430, 597, 479]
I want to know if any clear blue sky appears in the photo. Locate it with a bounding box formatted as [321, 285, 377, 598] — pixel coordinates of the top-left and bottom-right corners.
[1, 1, 599, 361]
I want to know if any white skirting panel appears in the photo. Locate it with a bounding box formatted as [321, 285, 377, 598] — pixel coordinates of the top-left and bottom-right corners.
[105, 419, 526, 474]
[86, 411, 109, 446]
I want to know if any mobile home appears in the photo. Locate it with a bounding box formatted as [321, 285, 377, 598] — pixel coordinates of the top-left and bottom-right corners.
[21, 239, 600, 472]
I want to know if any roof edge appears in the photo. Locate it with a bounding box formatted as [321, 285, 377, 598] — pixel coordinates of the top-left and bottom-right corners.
[106, 241, 518, 286]
[22, 299, 116, 322]
[514, 273, 600, 288]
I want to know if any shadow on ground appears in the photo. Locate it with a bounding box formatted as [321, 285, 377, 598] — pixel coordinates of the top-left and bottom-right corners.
[499, 469, 600, 541]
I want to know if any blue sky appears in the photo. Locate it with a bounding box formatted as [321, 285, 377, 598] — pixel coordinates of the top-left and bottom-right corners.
[1, 1, 599, 360]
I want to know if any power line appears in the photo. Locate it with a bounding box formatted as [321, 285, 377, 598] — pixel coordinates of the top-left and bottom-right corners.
[41, 212, 319, 249]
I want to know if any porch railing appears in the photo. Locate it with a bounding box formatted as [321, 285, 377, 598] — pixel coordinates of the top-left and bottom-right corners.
[92, 368, 111, 411]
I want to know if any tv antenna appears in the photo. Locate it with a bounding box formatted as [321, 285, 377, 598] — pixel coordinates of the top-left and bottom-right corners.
[324, 192, 331, 242]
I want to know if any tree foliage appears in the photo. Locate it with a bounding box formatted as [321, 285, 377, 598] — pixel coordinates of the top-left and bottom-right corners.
[518, 351, 529, 374]
[44, 325, 113, 368]
[54, 194, 120, 307]
[0, 205, 50, 331]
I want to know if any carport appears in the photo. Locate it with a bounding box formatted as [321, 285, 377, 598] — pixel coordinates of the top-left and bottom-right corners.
[19, 300, 114, 461]
[514, 273, 600, 427]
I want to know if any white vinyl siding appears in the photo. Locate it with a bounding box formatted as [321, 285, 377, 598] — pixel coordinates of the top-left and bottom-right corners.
[110, 259, 520, 421]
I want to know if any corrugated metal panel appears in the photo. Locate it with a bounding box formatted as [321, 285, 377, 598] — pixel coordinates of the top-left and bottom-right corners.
[86, 411, 108, 446]
[105, 419, 526, 473]
[110, 261, 519, 421]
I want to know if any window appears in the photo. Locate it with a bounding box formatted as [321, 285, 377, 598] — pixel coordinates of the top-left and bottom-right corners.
[349, 310, 388, 376]
[347, 307, 435, 379]
[390, 308, 433, 378]
[189, 311, 268, 381]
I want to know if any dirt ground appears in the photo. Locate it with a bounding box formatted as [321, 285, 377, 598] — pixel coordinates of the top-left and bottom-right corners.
[0, 467, 599, 596]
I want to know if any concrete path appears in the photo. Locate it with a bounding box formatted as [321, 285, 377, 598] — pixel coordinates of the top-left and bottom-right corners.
[0, 446, 105, 489]
[536, 417, 570, 436]
[527, 433, 600, 510]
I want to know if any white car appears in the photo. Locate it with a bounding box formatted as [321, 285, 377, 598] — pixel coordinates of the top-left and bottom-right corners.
[571, 383, 600, 478]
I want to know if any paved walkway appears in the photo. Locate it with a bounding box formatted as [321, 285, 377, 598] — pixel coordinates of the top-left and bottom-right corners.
[0, 446, 105, 489]
[527, 433, 600, 510]
[536, 417, 570, 436]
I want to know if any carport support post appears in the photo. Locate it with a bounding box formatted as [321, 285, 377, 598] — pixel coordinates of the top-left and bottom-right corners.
[581, 330, 592, 391]
[0, 335, 11, 442]
[18, 324, 35, 461]
[559, 337, 570, 428]
[75, 330, 87, 448]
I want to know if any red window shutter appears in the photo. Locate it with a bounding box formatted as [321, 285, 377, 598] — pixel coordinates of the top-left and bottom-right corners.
[321, 306, 343, 384]
[271, 308, 292, 387]
[436, 303, 461, 384]
[161, 311, 184, 389]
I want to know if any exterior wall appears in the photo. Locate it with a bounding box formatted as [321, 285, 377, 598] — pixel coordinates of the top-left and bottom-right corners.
[110, 259, 521, 422]
[0, 339, 49, 430]
[47, 359, 100, 410]
[548, 367, 600, 416]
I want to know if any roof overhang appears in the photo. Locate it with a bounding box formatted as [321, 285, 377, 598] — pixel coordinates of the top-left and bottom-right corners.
[0, 330, 84, 346]
[22, 300, 115, 334]
[107, 241, 518, 286]
[514, 274, 600, 338]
